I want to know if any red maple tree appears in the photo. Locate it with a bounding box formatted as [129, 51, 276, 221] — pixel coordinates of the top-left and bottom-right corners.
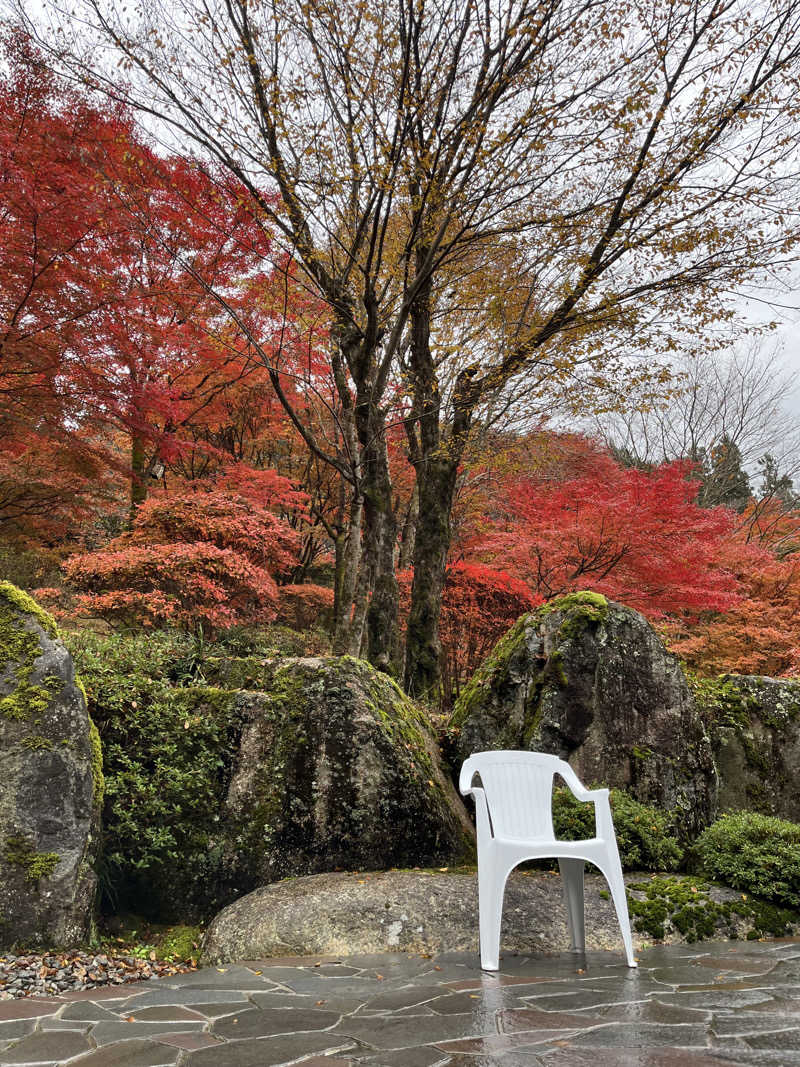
[467, 441, 738, 619]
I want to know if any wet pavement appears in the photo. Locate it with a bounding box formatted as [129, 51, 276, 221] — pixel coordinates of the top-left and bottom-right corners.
[3, 941, 800, 1065]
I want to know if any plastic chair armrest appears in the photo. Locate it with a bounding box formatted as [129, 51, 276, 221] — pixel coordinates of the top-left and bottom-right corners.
[470, 786, 494, 842]
[459, 761, 476, 796]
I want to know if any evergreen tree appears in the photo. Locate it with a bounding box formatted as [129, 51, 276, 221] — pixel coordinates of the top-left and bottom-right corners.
[698, 435, 751, 512]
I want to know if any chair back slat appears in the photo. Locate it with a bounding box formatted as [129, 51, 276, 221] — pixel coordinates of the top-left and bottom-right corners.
[462, 751, 573, 841]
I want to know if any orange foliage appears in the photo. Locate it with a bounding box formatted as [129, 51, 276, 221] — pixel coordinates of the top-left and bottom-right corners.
[64, 474, 302, 632]
[669, 537, 800, 677]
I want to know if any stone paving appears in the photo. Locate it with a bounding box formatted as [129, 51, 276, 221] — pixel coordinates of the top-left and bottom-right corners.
[3, 941, 800, 1065]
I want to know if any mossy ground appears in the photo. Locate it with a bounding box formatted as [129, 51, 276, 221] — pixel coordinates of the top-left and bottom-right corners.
[624, 875, 797, 943]
[100, 914, 203, 963]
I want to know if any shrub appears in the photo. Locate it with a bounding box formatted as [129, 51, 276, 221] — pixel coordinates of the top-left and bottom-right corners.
[552, 786, 683, 872]
[66, 630, 244, 920]
[694, 811, 800, 909]
[64, 482, 301, 634]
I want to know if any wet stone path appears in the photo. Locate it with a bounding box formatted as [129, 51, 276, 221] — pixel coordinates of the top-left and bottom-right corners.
[3, 941, 800, 1065]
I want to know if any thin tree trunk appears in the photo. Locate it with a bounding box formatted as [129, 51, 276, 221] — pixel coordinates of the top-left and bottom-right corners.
[353, 397, 400, 674]
[129, 432, 148, 526]
[334, 489, 364, 653]
[397, 483, 418, 571]
[405, 455, 460, 698]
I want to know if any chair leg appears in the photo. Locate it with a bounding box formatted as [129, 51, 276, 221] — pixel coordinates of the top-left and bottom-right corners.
[478, 857, 508, 970]
[558, 858, 585, 953]
[599, 852, 637, 968]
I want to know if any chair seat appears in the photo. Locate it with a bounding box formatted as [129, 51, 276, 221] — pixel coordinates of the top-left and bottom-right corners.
[494, 834, 601, 850]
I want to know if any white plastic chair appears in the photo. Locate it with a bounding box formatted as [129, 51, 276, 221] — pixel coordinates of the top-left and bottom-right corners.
[459, 750, 637, 970]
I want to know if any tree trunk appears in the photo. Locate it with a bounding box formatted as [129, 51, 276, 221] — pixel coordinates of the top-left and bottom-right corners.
[403, 262, 480, 698]
[405, 455, 460, 699]
[333, 489, 364, 653]
[354, 397, 400, 674]
[397, 484, 418, 571]
[129, 432, 148, 526]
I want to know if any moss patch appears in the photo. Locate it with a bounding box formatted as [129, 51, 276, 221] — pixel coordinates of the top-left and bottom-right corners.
[540, 591, 609, 640]
[3, 835, 60, 883]
[0, 581, 58, 639]
[101, 916, 203, 962]
[626, 875, 796, 943]
[0, 583, 61, 723]
[19, 735, 53, 751]
[87, 717, 104, 809]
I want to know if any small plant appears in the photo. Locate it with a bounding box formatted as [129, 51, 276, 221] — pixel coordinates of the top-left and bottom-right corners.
[694, 811, 800, 909]
[552, 787, 683, 871]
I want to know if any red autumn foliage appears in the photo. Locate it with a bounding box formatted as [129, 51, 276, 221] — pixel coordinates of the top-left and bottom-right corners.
[0, 30, 288, 534]
[467, 444, 738, 620]
[64, 474, 303, 632]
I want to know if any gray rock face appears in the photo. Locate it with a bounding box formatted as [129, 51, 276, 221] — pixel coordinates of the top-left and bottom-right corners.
[221, 657, 474, 891]
[698, 674, 800, 820]
[450, 593, 717, 836]
[200, 868, 764, 964]
[0, 582, 102, 948]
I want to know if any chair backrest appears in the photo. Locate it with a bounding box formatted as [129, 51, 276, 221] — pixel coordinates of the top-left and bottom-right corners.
[460, 750, 576, 841]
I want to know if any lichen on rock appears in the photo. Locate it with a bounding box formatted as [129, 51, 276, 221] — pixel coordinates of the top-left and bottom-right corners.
[0, 582, 101, 948]
[450, 593, 716, 837]
[693, 673, 800, 821]
[222, 656, 474, 892]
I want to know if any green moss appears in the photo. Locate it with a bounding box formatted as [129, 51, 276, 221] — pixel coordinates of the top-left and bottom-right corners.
[88, 717, 104, 809]
[688, 673, 756, 730]
[0, 583, 62, 722]
[627, 877, 726, 942]
[627, 874, 796, 943]
[631, 745, 653, 761]
[543, 591, 609, 640]
[153, 923, 202, 961]
[539, 591, 609, 618]
[19, 735, 53, 751]
[2, 835, 60, 882]
[549, 649, 568, 687]
[0, 581, 58, 639]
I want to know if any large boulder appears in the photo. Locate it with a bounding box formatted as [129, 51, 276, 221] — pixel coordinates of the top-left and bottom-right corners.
[0, 582, 103, 948]
[222, 656, 474, 892]
[450, 593, 717, 836]
[200, 868, 776, 963]
[694, 674, 800, 821]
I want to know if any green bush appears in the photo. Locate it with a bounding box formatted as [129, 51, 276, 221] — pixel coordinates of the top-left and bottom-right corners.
[552, 787, 683, 872]
[694, 811, 800, 909]
[66, 630, 245, 921]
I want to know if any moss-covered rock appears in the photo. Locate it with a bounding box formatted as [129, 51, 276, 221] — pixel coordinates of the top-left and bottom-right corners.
[692, 674, 800, 821]
[222, 656, 474, 889]
[450, 594, 716, 837]
[0, 582, 102, 948]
